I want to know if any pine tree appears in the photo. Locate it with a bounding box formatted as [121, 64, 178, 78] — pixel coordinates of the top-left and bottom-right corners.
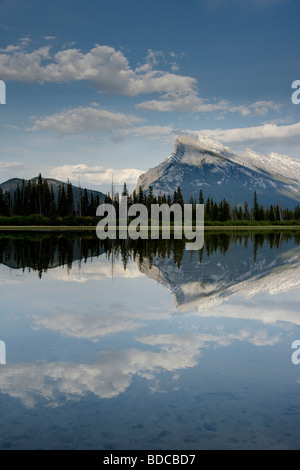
[199, 189, 204, 205]
[244, 201, 250, 220]
[43, 179, 52, 217]
[173, 186, 184, 207]
[58, 185, 68, 216]
[146, 185, 155, 210]
[121, 182, 129, 197]
[67, 180, 74, 216]
[219, 198, 231, 222]
[81, 188, 89, 216]
[252, 191, 259, 221]
[0, 188, 9, 216]
[137, 185, 144, 204]
[205, 197, 211, 221]
[50, 186, 58, 217]
[131, 189, 137, 204]
[13, 183, 22, 215]
[212, 201, 219, 221]
[37, 173, 43, 215]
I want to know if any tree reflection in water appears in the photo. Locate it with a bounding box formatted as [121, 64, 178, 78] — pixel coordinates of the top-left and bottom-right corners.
[0, 230, 299, 278]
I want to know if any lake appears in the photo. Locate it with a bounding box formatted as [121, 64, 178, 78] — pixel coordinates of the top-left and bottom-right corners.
[1, 230, 300, 450]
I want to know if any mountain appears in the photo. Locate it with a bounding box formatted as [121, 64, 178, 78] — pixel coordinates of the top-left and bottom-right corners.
[136, 134, 300, 209]
[0, 176, 106, 208]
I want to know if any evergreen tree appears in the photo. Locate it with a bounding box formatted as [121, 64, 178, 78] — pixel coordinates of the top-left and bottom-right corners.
[0, 188, 9, 216]
[58, 185, 68, 216]
[218, 198, 231, 222]
[205, 197, 211, 221]
[244, 201, 250, 220]
[43, 179, 52, 217]
[257, 205, 265, 221]
[81, 188, 89, 216]
[50, 186, 58, 217]
[13, 183, 22, 215]
[37, 173, 43, 215]
[131, 189, 137, 204]
[121, 182, 129, 197]
[137, 185, 144, 204]
[104, 192, 112, 204]
[237, 205, 243, 220]
[66, 180, 74, 216]
[212, 201, 219, 221]
[146, 185, 155, 210]
[252, 191, 259, 221]
[199, 189, 204, 205]
[173, 186, 184, 208]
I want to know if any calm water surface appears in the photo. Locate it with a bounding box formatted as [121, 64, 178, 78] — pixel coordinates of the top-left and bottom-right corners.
[1, 230, 300, 450]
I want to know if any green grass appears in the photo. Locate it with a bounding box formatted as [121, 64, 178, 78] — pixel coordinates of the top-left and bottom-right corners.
[1, 214, 300, 231]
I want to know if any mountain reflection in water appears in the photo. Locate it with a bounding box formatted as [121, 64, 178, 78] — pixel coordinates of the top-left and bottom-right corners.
[1, 230, 300, 313]
[1, 230, 300, 450]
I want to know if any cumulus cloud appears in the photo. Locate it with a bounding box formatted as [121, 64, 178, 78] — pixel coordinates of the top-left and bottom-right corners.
[28, 102, 300, 156]
[198, 121, 300, 147]
[137, 93, 280, 117]
[47, 163, 144, 186]
[32, 306, 145, 341]
[27, 103, 180, 145]
[0, 38, 283, 129]
[0, 328, 280, 407]
[0, 40, 280, 120]
[29, 103, 142, 136]
[0, 160, 29, 182]
[0, 43, 196, 97]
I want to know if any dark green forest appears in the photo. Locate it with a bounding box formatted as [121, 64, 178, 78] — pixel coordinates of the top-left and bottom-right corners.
[0, 174, 100, 217]
[1, 175, 300, 225]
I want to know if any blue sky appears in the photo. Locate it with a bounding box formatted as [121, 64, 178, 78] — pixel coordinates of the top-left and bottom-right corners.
[0, 0, 300, 192]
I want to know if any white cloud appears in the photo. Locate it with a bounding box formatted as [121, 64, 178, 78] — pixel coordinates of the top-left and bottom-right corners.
[29, 107, 300, 156]
[0, 40, 280, 121]
[32, 306, 144, 340]
[0, 160, 28, 182]
[0, 43, 197, 97]
[137, 93, 230, 112]
[29, 103, 143, 136]
[137, 93, 280, 117]
[47, 163, 144, 186]
[27, 104, 180, 146]
[0, 44, 21, 52]
[230, 101, 281, 117]
[198, 121, 300, 147]
[0, 328, 280, 406]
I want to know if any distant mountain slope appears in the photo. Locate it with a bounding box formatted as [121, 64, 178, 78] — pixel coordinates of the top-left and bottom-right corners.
[136, 134, 300, 209]
[0, 176, 106, 208]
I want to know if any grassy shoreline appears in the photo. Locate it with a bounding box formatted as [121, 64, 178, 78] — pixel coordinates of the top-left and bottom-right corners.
[0, 224, 300, 231]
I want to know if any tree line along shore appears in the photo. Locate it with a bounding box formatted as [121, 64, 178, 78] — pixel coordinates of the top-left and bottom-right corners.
[0, 176, 300, 227]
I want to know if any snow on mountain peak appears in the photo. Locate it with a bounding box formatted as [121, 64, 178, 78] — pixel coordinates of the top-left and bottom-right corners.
[173, 134, 238, 168]
[136, 132, 300, 208]
[176, 134, 235, 156]
[195, 133, 233, 154]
